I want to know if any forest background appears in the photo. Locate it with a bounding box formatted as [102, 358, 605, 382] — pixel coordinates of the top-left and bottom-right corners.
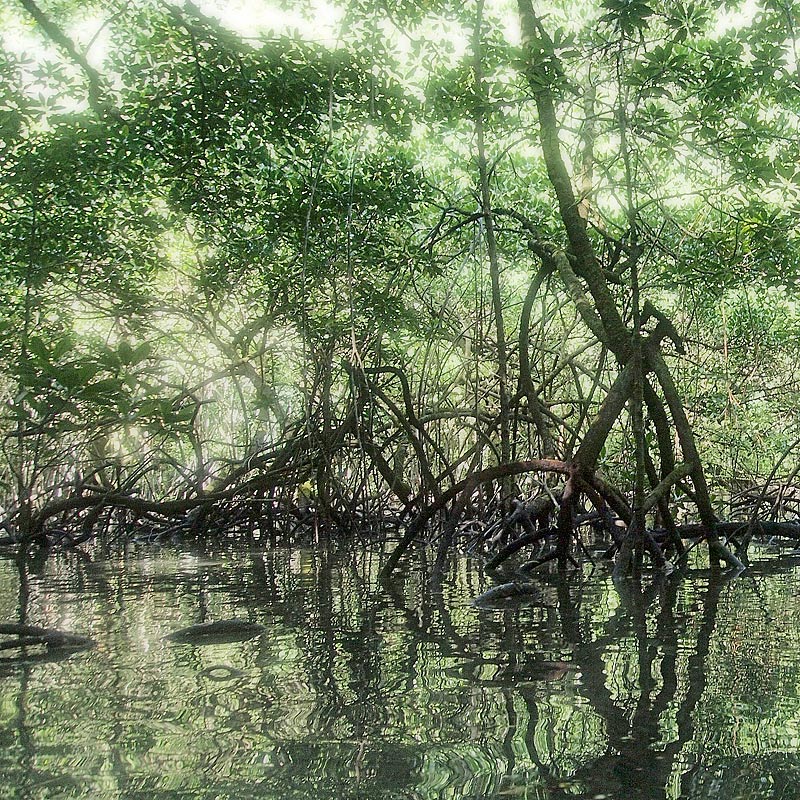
[2, 0, 800, 576]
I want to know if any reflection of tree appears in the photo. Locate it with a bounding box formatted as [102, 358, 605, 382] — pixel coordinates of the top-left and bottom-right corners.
[3, 547, 800, 799]
[2, 554, 74, 800]
[248, 545, 419, 795]
[541, 571, 729, 799]
[10, 557, 34, 800]
[380, 565, 739, 798]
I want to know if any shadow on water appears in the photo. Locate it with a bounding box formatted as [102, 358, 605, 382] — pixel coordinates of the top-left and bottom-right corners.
[0, 542, 799, 799]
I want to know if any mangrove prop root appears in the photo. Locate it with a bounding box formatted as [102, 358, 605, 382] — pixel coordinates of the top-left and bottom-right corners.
[486, 528, 553, 570]
[379, 458, 570, 583]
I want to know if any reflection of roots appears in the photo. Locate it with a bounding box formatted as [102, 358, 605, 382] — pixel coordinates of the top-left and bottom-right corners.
[198, 664, 245, 682]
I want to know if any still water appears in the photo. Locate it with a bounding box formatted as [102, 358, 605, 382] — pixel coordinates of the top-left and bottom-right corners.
[1, 542, 799, 800]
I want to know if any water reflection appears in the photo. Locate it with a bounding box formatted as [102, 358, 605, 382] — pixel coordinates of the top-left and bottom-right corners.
[0, 543, 798, 799]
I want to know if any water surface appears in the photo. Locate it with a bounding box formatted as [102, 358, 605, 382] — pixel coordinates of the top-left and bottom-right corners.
[1, 543, 799, 799]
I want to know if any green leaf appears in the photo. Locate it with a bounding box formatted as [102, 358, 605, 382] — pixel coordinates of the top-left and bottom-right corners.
[133, 341, 152, 361]
[51, 337, 73, 361]
[118, 341, 135, 364]
[26, 336, 52, 365]
[600, 0, 654, 33]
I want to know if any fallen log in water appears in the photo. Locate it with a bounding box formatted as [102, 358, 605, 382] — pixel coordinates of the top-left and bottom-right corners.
[0, 623, 94, 652]
[472, 581, 543, 608]
[165, 619, 266, 645]
[482, 519, 800, 571]
[445, 659, 574, 684]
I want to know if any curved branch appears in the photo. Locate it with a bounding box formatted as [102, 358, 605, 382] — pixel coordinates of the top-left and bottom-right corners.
[379, 458, 570, 583]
